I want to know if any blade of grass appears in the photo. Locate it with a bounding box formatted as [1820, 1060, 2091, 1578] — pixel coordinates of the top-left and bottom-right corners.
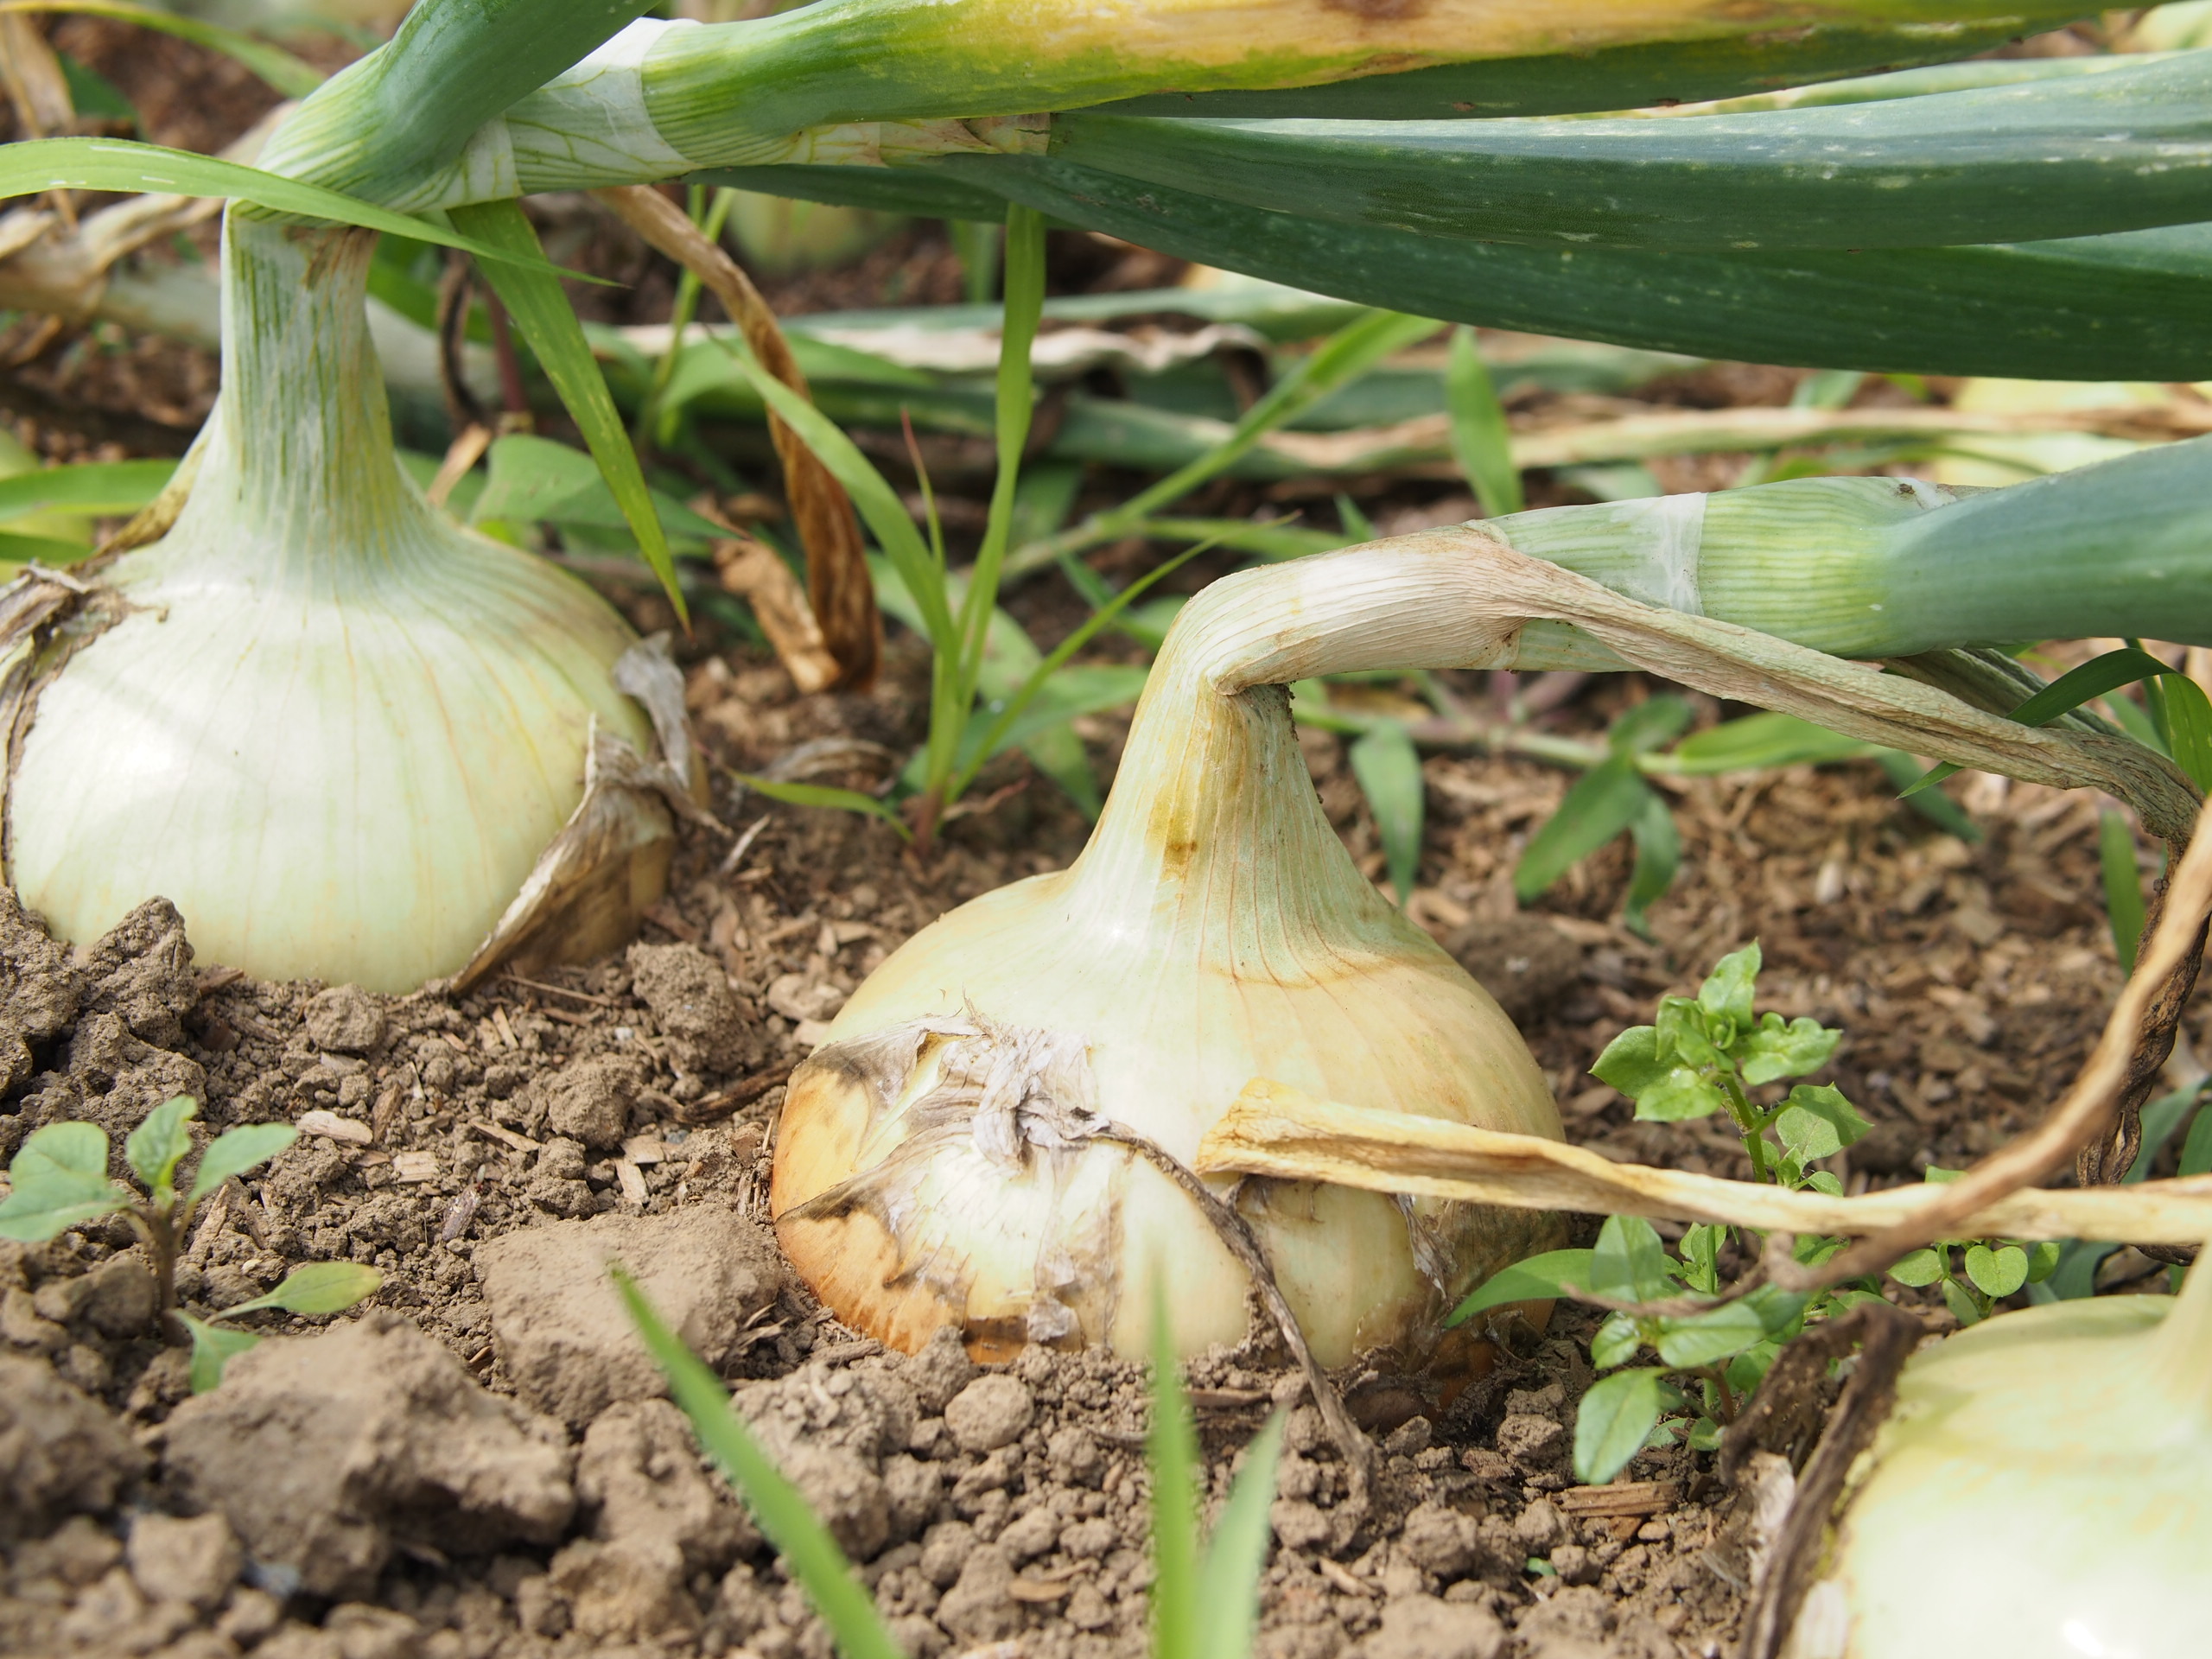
[1015, 308, 1438, 571]
[715, 342, 952, 655]
[2100, 808, 2147, 973]
[613, 1268, 904, 1659]
[638, 185, 737, 445]
[1624, 786, 1681, 939]
[0, 0, 324, 97]
[950, 535, 1213, 800]
[1148, 1290, 1200, 1659]
[1348, 720, 1423, 905]
[0, 458, 173, 523]
[0, 138, 581, 275]
[733, 774, 912, 841]
[1446, 324, 1522, 518]
[2158, 672, 2212, 793]
[1194, 1413, 1287, 1659]
[953, 205, 1047, 760]
[1873, 750, 1983, 842]
[452, 198, 683, 621]
[1514, 753, 1648, 904]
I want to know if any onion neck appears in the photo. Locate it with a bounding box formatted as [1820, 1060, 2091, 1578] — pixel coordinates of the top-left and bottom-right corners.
[2149, 1244, 2212, 1427]
[1063, 539, 1516, 947]
[155, 210, 439, 597]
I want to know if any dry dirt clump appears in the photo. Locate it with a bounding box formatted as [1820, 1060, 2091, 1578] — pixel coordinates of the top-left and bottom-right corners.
[475, 1209, 786, 1427]
[0, 645, 2180, 1659]
[163, 1313, 576, 1600]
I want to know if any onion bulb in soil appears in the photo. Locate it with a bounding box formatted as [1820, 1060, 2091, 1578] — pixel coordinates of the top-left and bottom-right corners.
[772, 540, 1567, 1363]
[1789, 1250, 2212, 1658]
[1, 211, 659, 993]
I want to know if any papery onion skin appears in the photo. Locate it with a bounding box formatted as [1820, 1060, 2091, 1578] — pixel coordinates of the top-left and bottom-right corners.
[4, 215, 653, 994]
[1797, 1259, 2212, 1659]
[773, 543, 1568, 1363]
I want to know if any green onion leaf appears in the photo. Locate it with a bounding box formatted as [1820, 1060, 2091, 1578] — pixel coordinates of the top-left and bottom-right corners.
[0, 139, 578, 276]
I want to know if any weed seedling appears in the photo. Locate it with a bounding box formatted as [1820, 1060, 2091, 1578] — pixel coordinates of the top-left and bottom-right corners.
[1456, 943, 2049, 1484]
[0, 1096, 379, 1386]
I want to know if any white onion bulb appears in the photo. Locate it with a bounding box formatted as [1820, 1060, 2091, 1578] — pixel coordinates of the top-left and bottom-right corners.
[3, 213, 654, 992]
[772, 540, 1566, 1362]
[1793, 1251, 2212, 1658]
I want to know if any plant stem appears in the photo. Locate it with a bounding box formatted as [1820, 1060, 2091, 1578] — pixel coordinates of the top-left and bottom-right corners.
[638, 185, 737, 443]
[1721, 1073, 1773, 1183]
[1706, 1363, 1739, 1423]
[127, 1199, 183, 1332]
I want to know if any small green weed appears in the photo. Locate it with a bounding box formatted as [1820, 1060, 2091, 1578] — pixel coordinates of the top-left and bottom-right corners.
[0, 1096, 380, 1388]
[1454, 943, 2054, 1484]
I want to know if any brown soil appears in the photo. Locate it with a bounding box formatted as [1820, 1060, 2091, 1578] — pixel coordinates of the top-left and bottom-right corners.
[0, 640, 2176, 1659]
[1, 22, 2184, 1659]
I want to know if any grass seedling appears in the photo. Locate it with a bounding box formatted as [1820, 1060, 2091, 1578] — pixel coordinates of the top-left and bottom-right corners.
[723, 207, 1409, 851]
[0, 1096, 380, 1381]
[616, 1265, 1284, 1659]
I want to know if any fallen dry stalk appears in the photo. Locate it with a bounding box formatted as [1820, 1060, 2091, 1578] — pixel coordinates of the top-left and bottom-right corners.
[1194, 1073, 2212, 1249]
[1253, 399, 2212, 488]
[594, 185, 879, 690]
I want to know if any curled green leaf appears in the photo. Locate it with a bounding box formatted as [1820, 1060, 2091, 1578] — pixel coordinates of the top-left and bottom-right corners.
[125, 1096, 196, 1196]
[1738, 1014, 1844, 1085]
[1445, 1248, 1593, 1327]
[216, 1261, 384, 1319]
[1698, 942, 1761, 1029]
